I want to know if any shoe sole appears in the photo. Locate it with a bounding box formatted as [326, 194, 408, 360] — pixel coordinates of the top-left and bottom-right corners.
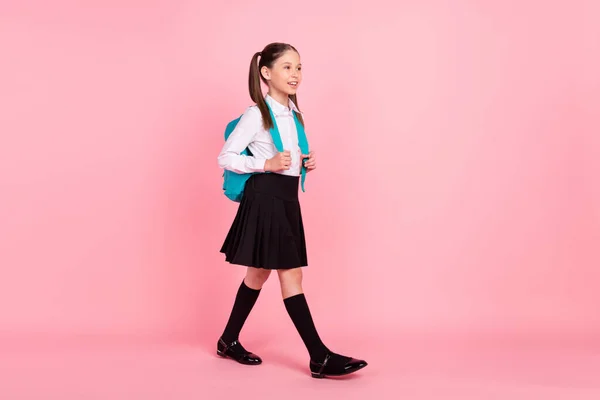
[310, 362, 368, 379]
[216, 349, 262, 365]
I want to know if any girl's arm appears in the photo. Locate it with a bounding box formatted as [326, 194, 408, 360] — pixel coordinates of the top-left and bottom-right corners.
[218, 107, 266, 174]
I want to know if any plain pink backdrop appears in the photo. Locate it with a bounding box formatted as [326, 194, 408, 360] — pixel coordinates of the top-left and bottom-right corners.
[1, 0, 599, 347]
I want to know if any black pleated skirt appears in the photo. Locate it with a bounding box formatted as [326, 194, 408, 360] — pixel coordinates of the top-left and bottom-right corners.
[220, 173, 308, 269]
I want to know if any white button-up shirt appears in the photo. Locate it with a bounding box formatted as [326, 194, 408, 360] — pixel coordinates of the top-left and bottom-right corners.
[218, 95, 304, 177]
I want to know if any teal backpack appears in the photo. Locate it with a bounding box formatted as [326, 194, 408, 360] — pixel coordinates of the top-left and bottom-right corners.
[222, 103, 309, 202]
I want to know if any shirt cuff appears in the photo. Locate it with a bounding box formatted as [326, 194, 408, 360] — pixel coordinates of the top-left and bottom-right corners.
[253, 158, 266, 172]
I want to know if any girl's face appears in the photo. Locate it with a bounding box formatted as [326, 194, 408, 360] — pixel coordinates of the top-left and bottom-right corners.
[262, 50, 302, 97]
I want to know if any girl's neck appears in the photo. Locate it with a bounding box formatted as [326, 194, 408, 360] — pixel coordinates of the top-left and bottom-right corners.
[267, 90, 289, 109]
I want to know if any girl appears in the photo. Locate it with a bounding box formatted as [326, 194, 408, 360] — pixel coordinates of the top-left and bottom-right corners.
[216, 42, 367, 379]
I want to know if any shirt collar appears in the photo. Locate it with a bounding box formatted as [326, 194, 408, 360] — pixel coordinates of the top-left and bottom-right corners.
[265, 94, 302, 116]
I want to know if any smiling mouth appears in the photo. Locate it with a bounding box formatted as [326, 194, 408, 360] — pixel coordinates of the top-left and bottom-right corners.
[288, 82, 298, 87]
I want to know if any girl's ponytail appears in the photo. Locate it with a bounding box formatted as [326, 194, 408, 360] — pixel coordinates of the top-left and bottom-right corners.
[248, 52, 273, 131]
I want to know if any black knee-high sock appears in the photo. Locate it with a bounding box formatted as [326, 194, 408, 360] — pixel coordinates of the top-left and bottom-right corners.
[221, 280, 261, 343]
[284, 293, 329, 361]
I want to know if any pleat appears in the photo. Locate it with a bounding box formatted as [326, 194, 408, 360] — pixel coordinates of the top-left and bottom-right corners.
[220, 174, 308, 269]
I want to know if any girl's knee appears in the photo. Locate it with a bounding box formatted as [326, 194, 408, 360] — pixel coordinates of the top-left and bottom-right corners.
[277, 268, 303, 285]
[277, 268, 303, 298]
[245, 267, 272, 288]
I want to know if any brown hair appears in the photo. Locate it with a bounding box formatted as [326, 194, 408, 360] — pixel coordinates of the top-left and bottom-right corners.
[249, 42, 305, 131]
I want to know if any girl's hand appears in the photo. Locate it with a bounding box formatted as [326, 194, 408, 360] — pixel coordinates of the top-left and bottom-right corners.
[265, 150, 292, 172]
[301, 151, 316, 172]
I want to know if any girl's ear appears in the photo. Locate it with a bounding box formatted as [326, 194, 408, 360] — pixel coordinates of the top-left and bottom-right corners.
[261, 66, 271, 81]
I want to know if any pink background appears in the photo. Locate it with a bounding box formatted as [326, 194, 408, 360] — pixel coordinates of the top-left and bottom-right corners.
[1, 0, 599, 398]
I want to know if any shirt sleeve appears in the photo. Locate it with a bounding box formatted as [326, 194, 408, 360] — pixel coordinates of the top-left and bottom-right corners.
[217, 107, 267, 173]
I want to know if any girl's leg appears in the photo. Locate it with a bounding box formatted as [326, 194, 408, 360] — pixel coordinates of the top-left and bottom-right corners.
[217, 267, 271, 365]
[221, 267, 271, 342]
[277, 268, 329, 361]
[278, 267, 368, 378]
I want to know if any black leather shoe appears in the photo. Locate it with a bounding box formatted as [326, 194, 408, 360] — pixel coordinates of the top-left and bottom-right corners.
[216, 338, 262, 365]
[309, 353, 368, 378]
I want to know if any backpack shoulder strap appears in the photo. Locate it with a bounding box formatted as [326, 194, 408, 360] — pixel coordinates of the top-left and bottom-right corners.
[264, 103, 310, 193]
[266, 104, 284, 152]
[293, 111, 309, 192]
